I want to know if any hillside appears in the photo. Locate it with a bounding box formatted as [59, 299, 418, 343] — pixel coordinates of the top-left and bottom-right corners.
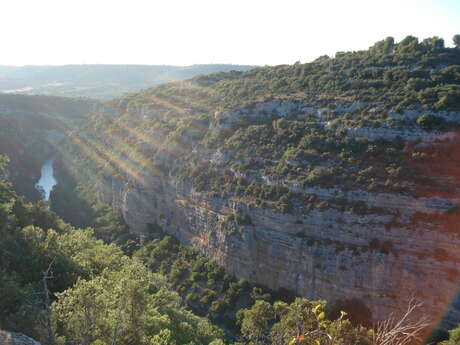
[0, 64, 255, 99]
[1, 36, 460, 344]
[60, 36, 460, 335]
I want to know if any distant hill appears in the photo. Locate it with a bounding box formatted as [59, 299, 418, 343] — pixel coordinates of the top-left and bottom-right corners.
[0, 64, 256, 99]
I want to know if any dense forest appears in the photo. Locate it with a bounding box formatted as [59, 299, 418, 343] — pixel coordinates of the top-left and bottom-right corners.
[1, 35, 460, 345]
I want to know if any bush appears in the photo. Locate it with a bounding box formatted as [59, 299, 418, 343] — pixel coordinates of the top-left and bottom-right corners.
[235, 211, 252, 225]
[416, 114, 444, 130]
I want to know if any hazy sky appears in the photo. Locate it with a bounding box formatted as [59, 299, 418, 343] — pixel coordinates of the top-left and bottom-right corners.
[2, 0, 459, 66]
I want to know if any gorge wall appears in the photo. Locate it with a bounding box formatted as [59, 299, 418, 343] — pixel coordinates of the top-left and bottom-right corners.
[2, 41, 460, 342]
[86, 100, 460, 331]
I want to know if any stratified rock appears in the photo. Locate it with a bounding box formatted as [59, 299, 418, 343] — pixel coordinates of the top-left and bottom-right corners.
[68, 99, 460, 332]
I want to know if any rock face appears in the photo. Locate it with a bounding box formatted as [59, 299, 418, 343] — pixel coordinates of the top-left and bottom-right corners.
[99, 173, 460, 328]
[84, 100, 460, 331]
[0, 330, 41, 345]
[94, 168, 458, 330]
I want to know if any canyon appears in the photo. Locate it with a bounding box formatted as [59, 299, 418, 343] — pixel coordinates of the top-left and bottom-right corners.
[4, 89, 453, 336]
[2, 41, 460, 341]
[68, 98, 460, 332]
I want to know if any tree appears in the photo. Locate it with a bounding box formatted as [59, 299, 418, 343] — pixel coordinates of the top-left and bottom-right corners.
[237, 298, 428, 345]
[440, 323, 460, 345]
[416, 114, 443, 130]
[42, 259, 56, 345]
[422, 36, 445, 51]
[383, 37, 395, 54]
[372, 299, 429, 345]
[0, 155, 9, 173]
[237, 298, 370, 345]
[371, 37, 395, 54]
[397, 36, 419, 54]
[237, 300, 275, 344]
[52, 261, 224, 345]
[453, 34, 460, 48]
[52, 261, 156, 345]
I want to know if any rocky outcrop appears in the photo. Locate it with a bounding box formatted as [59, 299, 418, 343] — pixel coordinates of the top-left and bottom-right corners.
[0, 330, 41, 345]
[211, 100, 367, 130]
[345, 126, 438, 141]
[213, 101, 460, 135]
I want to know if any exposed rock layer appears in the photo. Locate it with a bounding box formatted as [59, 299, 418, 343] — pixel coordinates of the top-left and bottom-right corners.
[77, 99, 460, 331]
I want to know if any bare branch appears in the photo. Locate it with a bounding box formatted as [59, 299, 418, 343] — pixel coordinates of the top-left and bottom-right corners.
[372, 298, 430, 345]
[42, 257, 56, 345]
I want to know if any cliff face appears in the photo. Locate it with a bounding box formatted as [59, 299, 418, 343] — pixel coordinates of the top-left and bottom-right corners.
[100, 170, 460, 329]
[88, 99, 460, 331]
[65, 43, 460, 331]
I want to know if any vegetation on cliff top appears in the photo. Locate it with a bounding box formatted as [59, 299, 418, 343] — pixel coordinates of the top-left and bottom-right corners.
[69, 36, 460, 216]
[122, 35, 460, 112]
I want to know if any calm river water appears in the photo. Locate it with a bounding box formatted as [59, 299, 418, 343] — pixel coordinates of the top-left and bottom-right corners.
[36, 158, 57, 200]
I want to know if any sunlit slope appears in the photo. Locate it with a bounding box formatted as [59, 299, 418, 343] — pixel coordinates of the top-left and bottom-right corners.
[65, 37, 460, 332]
[78, 36, 460, 199]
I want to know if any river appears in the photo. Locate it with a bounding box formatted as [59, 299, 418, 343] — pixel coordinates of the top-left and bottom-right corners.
[35, 158, 57, 200]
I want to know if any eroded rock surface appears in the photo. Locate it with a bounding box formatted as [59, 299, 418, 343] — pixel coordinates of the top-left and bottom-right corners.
[72, 99, 460, 331]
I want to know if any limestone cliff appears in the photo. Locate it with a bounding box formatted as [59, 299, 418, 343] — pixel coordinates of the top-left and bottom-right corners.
[79, 99, 460, 332]
[64, 43, 460, 332]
